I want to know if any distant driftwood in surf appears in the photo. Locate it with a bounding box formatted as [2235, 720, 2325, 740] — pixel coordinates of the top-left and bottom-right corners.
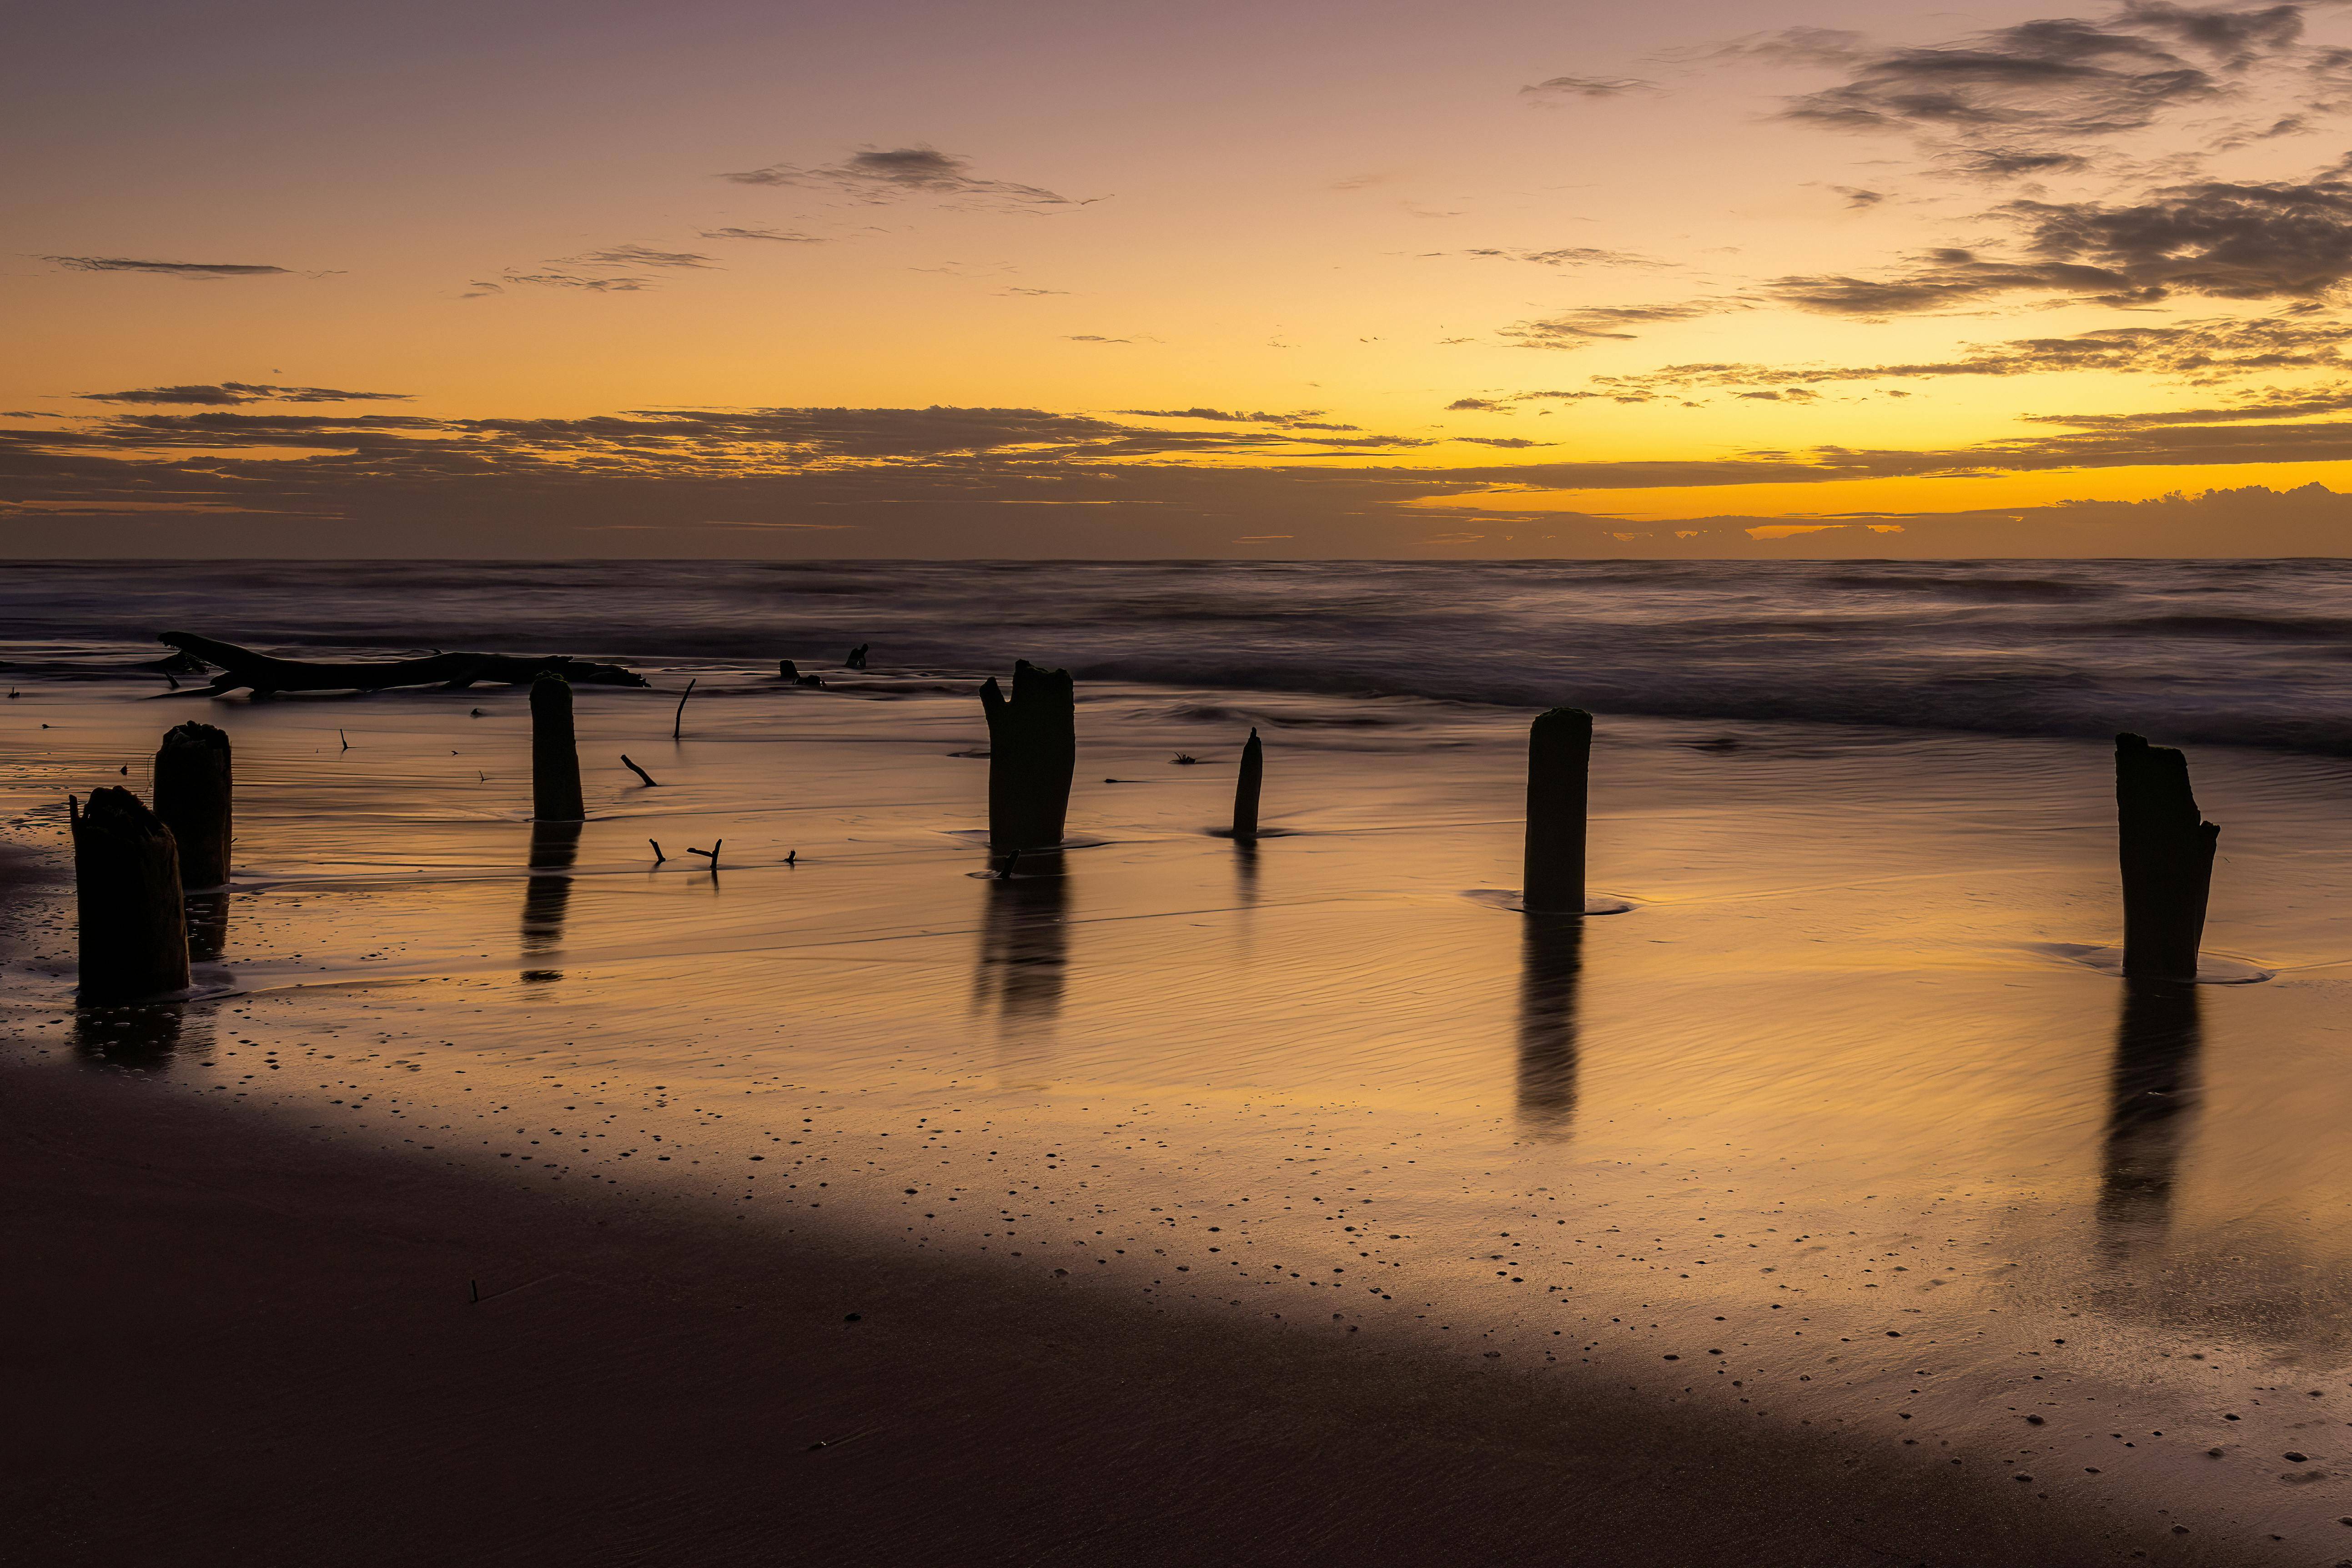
[155, 632, 649, 698]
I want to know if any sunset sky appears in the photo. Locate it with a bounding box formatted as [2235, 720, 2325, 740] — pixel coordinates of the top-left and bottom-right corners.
[14, 0, 2352, 556]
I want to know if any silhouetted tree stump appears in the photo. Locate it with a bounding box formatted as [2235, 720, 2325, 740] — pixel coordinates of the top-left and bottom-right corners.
[154, 721, 232, 889]
[981, 661, 1075, 852]
[1523, 708, 1592, 915]
[1232, 727, 1263, 840]
[532, 674, 585, 822]
[71, 786, 189, 1002]
[2116, 732, 2218, 981]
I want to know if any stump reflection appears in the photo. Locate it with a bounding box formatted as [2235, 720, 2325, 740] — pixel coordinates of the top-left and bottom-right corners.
[1516, 915, 1585, 1138]
[2097, 978, 2204, 1251]
[520, 821, 583, 984]
[974, 862, 1070, 1079]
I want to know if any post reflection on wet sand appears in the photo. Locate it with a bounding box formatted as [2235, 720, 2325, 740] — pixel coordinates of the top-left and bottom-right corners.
[520, 821, 583, 983]
[1516, 915, 1584, 1137]
[74, 1001, 209, 1070]
[973, 859, 1070, 1080]
[185, 889, 229, 964]
[2097, 978, 2204, 1251]
[1232, 837, 1259, 906]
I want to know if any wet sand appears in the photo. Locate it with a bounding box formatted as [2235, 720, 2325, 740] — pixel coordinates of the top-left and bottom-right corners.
[3, 1045, 2157, 1568]
[9, 663, 2352, 1563]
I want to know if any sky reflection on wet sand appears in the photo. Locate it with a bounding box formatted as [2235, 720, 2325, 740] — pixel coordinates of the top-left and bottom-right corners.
[10, 668, 2352, 1546]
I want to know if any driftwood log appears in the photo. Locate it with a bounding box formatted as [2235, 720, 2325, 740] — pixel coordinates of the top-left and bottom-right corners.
[157, 633, 648, 697]
[71, 786, 190, 1002]
[1523, 708, 1592, 915]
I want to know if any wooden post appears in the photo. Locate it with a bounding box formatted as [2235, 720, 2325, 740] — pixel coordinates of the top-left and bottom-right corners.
[531, 673, 584, 822]
[980, 660, 1075, 852]
[1523, 708, 1592, 915]
[1232, 727, 1263, 840]
[71, 786, 189, 1002]
[153, 721, 232, 888]
[2116, 733, 2218, 981]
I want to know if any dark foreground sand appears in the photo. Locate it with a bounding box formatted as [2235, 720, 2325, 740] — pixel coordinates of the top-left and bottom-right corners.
[3, 1053, 2216, 1568]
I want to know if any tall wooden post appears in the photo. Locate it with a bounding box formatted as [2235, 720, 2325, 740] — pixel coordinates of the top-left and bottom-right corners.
[1232, 728, 1263, 840]
[71, 786, 189, 1002]
[531, 673, 584, 822]
[154, 721, 232, 888]
[1523, 708, 1592, 915]
[981, 660, 1075, 852]
[2116, 733, 2217, 981]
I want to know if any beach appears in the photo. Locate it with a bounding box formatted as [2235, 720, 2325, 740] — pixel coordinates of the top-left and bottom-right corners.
[9, 562, 2352, 1563]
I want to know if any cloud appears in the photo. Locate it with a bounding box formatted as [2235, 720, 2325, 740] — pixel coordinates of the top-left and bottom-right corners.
[1770, 16, 2233, 142]
[490, 272, 658, 292]
[1520, 75, 1659, 102]
[1452, 246, 1665, 267]
[1950, 148, 2095, 179]
[1747, 169, 2352, 315]
[1117, 407, 1361, 430]
[43, 256, 294, 278]
[1759, 252, 2155, 313]
[1065, 334, 1131, 343]
[79, 382, 412, 407]
[1001, 286, 1070, 296]
[719, 146, 1082, 209]
[1500, 297, 1749, 347]
[1831, 186, 1885, 208]
[698, 227, 824, 242]
[1722, 1, 2352, 206]
[1450, 436, 1555, 447]
[1533, 310, 2352, 401]
[2006, 174, 2352, 298]
[558, 245, 718, 269]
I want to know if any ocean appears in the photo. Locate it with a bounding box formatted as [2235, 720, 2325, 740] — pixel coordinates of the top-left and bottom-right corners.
[4, 557, 2350, 751]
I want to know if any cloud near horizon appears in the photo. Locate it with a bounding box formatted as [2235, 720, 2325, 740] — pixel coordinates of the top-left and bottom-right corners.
[11, 398, 2352, 557]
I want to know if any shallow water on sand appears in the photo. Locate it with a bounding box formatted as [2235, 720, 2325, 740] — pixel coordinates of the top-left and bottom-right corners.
[11, 664, 2352, 1559]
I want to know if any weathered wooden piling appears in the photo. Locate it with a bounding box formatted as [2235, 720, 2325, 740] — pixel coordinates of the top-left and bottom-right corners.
[153, 721, 232, 888]
[981, 660, 1075, 852]
[71, 786, 189, 1002]
[531, 673, 585, 822]
[2116, 732, 2218, 981]
[1522, 707, 1592, 915]
[1232, 727, 1263, 840]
